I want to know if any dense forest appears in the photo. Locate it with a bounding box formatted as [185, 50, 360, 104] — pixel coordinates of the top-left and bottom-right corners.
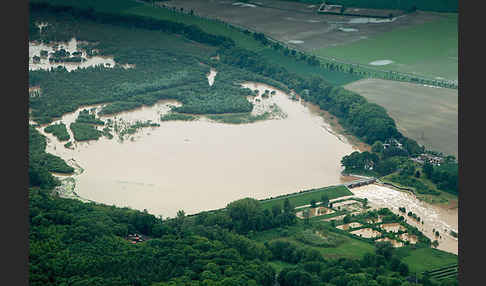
[29, 187, 457, 286]
[44, 122, 70, 141]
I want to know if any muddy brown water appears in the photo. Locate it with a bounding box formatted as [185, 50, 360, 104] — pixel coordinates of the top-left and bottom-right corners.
[29, 38, 130, 72]
[336, 222, 362, 230]
[350, 228, 381, 238]
[350, 184, 458, 254]
[33, 81, 356, 217]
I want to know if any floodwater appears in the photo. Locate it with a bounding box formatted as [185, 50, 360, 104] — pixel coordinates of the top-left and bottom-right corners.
[350, 184, 458, 254]
[336, 222, 362, 230]
[369, 59, 394, 66]
[29, 38, 130, 72]
[350, 228, 381, 238]
[34, 82, 356, 217]
[380, 222, 407, 233]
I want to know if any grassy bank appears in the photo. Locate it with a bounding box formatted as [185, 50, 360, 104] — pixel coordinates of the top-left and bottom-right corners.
[260, 185, 352, 210]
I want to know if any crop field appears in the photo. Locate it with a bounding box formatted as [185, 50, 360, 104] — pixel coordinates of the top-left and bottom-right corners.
[315, 13, 458, 81]
[344, 78, 458, 156]
[260, 185, 353, 210]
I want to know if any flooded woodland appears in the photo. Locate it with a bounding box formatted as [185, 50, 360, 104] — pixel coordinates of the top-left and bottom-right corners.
[32, 78, 358, 217]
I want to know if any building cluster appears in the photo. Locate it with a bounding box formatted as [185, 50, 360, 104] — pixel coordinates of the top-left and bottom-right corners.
[383, 138, 403, 150]
[126, 233, 145, 244]
[411, 153, 444, 166]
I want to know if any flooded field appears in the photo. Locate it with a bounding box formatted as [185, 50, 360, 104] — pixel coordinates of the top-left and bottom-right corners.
[350, 184, 458, 254]
[375, 237, 403, 247]
[350, 228, 381, 238]
[29, 38, 128, 71]
[296, 206, 334, 219]
[400, 233, 418, 244]
[336, 222, 362, 230]
[380, 222, 407, 233]
[344, 78, 458, 157]
[33, 81, 356, 217]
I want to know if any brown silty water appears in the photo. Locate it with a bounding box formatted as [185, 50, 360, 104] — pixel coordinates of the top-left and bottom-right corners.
[350, 228, 381, 238]
[350, 184, 458, 254]
[32, 80, 356, 218]
[29, 38, 132, 72]
[336, 222, 362, 230]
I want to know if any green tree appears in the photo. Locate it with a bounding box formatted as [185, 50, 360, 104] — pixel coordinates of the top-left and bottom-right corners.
[371, 141, 384, 154]
[320, 195, 329, 207]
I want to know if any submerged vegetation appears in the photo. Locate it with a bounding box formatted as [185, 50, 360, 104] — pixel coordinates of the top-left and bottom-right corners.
[44, 122, 70, 141]
[160, 112, 198, 122]
[29, 125, 74, 189]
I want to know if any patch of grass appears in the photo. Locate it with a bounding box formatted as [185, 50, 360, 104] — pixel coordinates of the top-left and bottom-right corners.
[267, 260, 296, 274]
[251, 222, 375, 260]
[395, 247, 458, 274]
[260, 185, 352, 210]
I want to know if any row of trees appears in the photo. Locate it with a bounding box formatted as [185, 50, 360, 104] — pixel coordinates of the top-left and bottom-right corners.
[30, 2, 235, 48]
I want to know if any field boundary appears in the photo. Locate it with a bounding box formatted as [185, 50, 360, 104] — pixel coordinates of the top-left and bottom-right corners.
[145, 1, 457, 89]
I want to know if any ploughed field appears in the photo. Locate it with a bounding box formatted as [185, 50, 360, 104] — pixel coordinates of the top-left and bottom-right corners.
[344, 78, 458, 157]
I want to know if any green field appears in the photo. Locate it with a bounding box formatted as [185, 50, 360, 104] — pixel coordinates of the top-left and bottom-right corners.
[314, 13, 458, 81]
[259, 49, 363, 86]
[260, 185, 352, 210]
[395, 247, 458, 274]
[251, 223, 375, 260]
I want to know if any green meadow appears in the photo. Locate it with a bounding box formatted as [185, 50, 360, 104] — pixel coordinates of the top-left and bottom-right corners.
[314, 13, 458, 81]
[260, 185, 352, 210]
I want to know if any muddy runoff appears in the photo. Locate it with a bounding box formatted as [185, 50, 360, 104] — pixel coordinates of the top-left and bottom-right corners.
[29, 38, 131, 72]
[33, 81, 357, 218]
[350, 184, 458, 254]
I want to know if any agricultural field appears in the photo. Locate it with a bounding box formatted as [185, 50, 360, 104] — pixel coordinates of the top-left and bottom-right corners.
[316, 13, 458, 81]
[159, 0, 455, 79]
[344, 78, 458, 157]
[395, 247, 458, 274]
